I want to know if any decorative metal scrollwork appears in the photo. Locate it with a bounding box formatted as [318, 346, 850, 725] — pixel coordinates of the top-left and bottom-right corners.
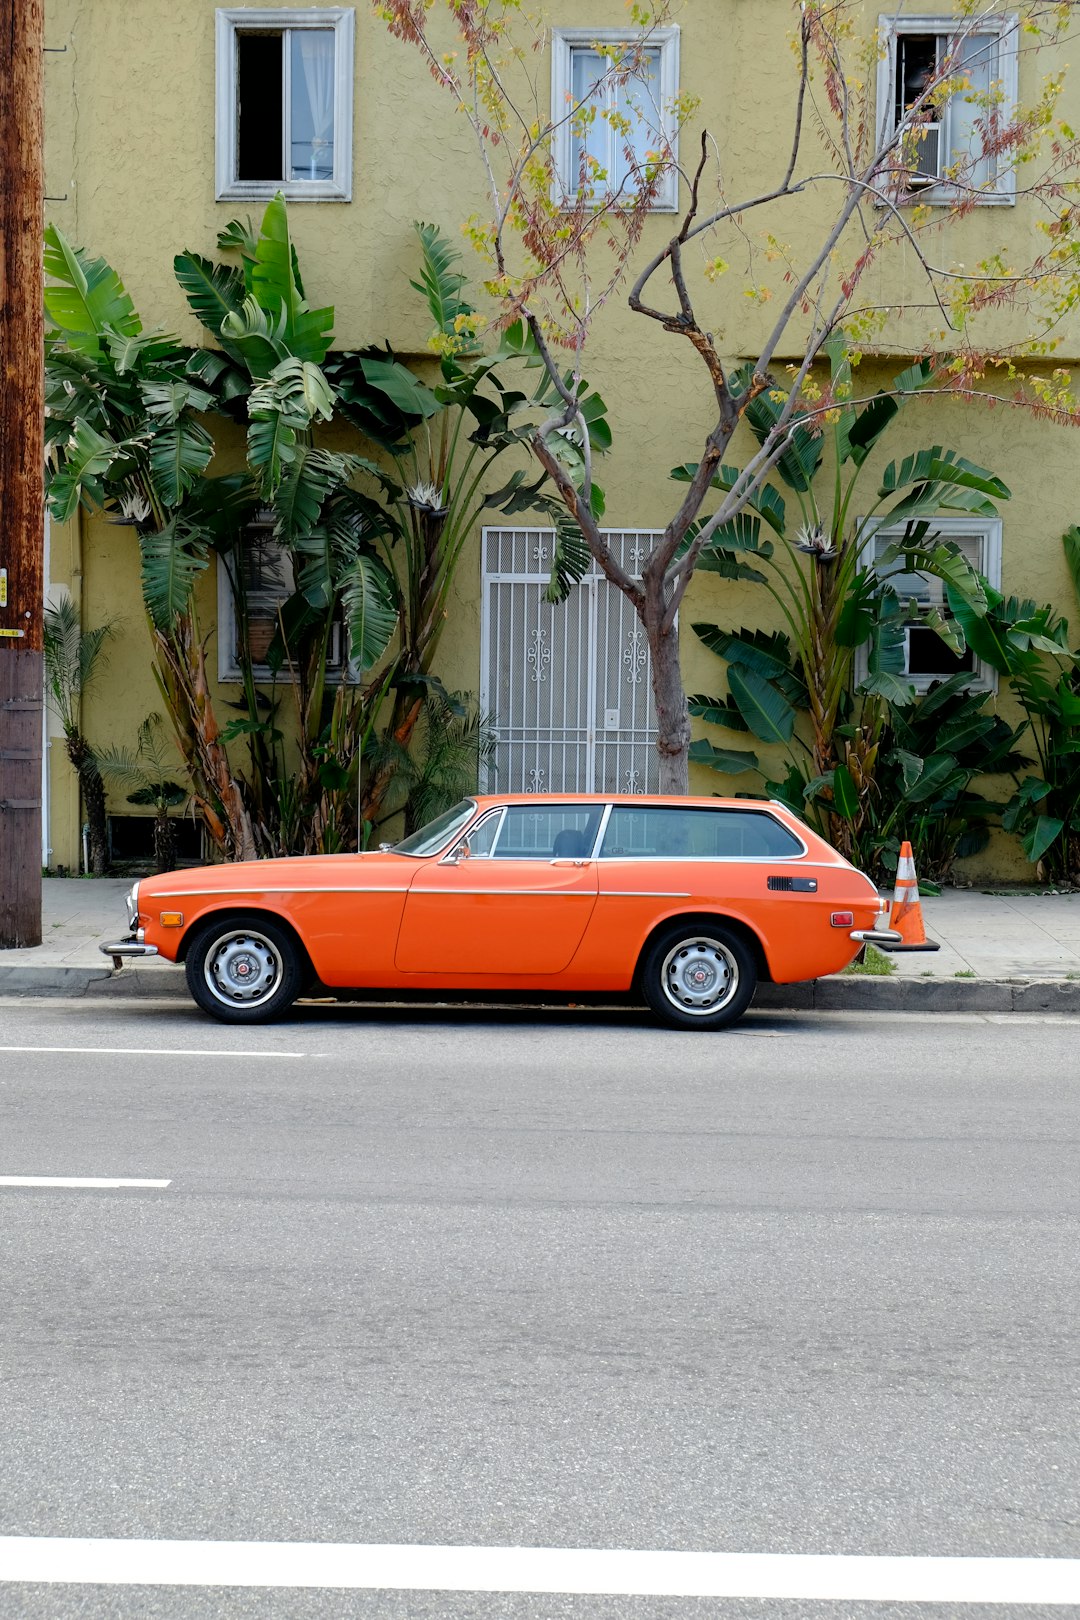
[528, 626, 551, 684]
[623, 626, 647, 686]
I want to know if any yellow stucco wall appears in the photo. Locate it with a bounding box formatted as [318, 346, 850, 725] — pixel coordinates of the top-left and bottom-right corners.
[42, 0, 1080, 878]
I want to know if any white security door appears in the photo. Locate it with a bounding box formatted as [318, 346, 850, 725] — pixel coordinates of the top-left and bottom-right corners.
[481, 528, 661, 795]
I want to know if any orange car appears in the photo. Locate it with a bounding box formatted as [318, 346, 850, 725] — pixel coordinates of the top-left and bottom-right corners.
[102, 794, 899, 1030]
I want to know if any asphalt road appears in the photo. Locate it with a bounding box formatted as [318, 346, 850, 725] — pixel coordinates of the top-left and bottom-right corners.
[1, 996, 1079, 1620]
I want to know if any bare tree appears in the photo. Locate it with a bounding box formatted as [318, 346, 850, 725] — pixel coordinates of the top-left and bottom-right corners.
[378, 0, 1080, 790]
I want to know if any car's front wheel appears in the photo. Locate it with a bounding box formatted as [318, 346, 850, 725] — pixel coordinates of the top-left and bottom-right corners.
[185, 914, 305, 1023]
[641, 922, 757, 1031]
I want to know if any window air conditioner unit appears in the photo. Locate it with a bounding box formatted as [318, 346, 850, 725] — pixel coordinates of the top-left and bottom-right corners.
[906, 121, 943, 188]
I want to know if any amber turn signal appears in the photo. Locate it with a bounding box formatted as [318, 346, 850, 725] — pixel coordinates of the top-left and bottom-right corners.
[160, 911, 184, 927]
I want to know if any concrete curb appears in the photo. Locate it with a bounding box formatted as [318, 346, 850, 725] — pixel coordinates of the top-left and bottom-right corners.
[2, 962, 1080, 1014]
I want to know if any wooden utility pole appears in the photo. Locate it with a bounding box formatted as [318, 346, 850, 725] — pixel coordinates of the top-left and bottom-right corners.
[0, 0, 46, 947]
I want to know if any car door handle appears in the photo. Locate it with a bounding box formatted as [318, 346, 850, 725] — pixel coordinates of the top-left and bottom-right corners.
[550, 858, 590, 867]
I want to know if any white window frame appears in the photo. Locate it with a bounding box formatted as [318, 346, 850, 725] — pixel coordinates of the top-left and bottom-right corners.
[551, 27, 680, 212]
[855, 513, 1003, 693]
[876, 13, 1018, 206]
[216, 525, 349, 685]
[215, 7, 355, 203]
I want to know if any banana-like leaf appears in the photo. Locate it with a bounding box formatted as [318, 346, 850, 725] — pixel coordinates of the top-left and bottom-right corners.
[879, 446, 1009, 503]
[105, 330, 182, 374]
[727, 665, 796, 744]
[824, 332, 856, 467]
[944, 584, 1012, 673]
[411, 221, 478, 345]
[141, 379, 214, 425]
[702, 512, 765, 556]
[1064, 526, 1080, 614]
[691, 623, 793, 681]
[47, 420, 122, 521]
[220, 295, 290, 377]
[249, 356, 335, 426]
[249, 194, 334, 363]
[846, 357, 934, 466]
[173, 251, 247, 339]
[544, 521, 592, 605]
[834, 573, 878, 647]
[247, 412, 298, 497]
[730, 363, 823, 492]
[139, 522, 209, 629]
[859, 670, 917, 704]
[687, 739, 760, 774]
[904, 752, 967, 805]
[669, 464, 788, 537]
[44, 226, 141, 353]
[687, 693, 751, 732]
[358, 355, 441, 421]
[148, 419, 215, 508]
[696, 552, 768, 585]
[1023, 814, 1066, 864]
[341, 553, 399, 673]
[832, 762, 860, 819]
[274, 447, 355, 541]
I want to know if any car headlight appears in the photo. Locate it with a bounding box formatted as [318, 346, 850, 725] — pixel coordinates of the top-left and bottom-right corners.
[125, 881, 141, 932]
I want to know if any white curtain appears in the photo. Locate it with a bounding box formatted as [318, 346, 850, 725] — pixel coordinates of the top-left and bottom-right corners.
[293, 29, 335, 179]
[949, 32, 995, 189]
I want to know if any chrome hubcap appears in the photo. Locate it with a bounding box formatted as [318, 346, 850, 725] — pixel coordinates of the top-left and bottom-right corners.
[661, 936, 737, 1015]
[205, 931, 281, 1006]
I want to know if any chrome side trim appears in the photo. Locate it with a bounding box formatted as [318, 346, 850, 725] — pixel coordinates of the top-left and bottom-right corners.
[143, 886, 412, 898]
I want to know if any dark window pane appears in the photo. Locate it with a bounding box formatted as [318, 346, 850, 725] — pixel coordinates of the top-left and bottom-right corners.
[906, 626, 975, 677]
[237, 32, 283, 181]
[600, 806, 803, 859]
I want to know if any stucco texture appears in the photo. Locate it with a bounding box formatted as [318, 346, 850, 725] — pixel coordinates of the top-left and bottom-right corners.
[42, 0, 1080, 878]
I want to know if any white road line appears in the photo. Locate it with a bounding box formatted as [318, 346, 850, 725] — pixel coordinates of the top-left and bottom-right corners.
[0, 1046, 312, 1059]
[0, 1178, 170, 1189]
[0, 1541, 1078, 1601]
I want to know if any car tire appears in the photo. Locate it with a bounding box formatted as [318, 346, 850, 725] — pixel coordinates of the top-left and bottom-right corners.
[641, 921, 757, 1031]
[185, 914, 305, 1024]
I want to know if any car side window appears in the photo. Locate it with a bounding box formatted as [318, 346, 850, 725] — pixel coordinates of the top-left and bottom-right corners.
[492, 806, 602, 859]
[599, 807, 803, 859]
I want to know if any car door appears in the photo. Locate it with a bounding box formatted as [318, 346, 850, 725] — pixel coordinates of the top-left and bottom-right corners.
[395, 804, 603, 975]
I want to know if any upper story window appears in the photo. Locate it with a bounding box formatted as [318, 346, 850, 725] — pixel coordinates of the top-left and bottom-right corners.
[856, 515, 1003, 691]
[215, 7, 354, 202]
[877, 14, 1018, 204]
[551, 27, 680, 212]
[217, 516, 347, 683]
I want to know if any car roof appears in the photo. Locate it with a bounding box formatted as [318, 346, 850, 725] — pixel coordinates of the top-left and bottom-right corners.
[470, 794, 792, 812]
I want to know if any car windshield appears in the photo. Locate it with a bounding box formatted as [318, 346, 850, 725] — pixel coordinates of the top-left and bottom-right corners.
[392, 799, 476, 856]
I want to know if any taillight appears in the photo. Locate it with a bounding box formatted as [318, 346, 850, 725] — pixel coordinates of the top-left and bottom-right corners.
[831, 911, 854, 927]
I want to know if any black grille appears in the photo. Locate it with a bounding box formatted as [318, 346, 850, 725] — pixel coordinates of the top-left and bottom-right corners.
[767, 875, 818, 892]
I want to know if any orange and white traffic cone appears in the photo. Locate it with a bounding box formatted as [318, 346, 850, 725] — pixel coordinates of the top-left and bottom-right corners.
[888, 841, 940, 951]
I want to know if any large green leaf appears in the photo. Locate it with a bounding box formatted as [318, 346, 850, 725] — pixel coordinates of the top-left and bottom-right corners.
[249, 194, 334, 363]
[139, 522, 209, 629]
[173, 251, 247, 339]
[148, 419, 215, 508]
[832, 762, 860, 819]
[727, 665, 796, 744]
[824, 332, 856, 466]
[846, 357, 935, 466]
[411, 221, 478, 345]
[904, 752, 967, 805]
[687, 693, 751, 732]
[944, 584, 1012, 673]
[44, 226, 141, 353]
[544, 520, 592, 606]
[341, 553, 398, 673]
[358, 355, 442, 421]
[687, 739, 760, 774]
[730, 364, 823, 492]
[1064, 526, 1080, 615]
[1023, 814, 1066, 864]
[671, 464, 788, 538]
[247, 412, 298, 497]
[274, 447, 355, 541]
[692, 623, 793, 682]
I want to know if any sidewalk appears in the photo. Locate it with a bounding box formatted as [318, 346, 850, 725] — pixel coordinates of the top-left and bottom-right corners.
[2, 877, 1080, 1012]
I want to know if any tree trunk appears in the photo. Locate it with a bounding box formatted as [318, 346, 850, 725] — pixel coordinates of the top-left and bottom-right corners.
[153, 808, 175, 874]
[65, 731, 108, 875]
[642, 585, 691, 796]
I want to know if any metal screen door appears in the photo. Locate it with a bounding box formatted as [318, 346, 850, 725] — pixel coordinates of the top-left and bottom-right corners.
[480, 527, 661, 795]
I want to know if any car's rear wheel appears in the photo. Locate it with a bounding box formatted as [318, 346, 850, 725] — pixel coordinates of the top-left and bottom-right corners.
[641, 922, 757, 1031]
[185, 914, 304, 1023]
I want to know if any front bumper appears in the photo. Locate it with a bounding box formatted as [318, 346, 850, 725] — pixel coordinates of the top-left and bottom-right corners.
[100, 936, 160, 970]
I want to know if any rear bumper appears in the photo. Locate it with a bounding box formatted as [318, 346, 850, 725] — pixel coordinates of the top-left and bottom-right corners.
[100, 938, 160, 970]
[850, 928, 940, 952]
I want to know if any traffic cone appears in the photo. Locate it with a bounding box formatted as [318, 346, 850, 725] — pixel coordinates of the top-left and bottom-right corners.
[888, 841, 940, 951]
